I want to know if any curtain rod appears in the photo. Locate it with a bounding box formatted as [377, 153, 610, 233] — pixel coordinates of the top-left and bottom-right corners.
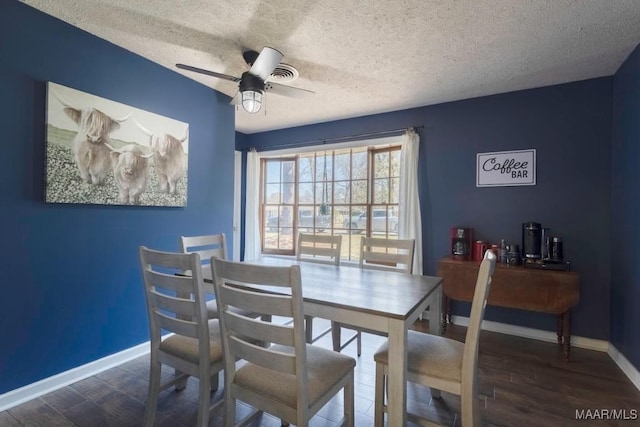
[245, 125, 423, 152]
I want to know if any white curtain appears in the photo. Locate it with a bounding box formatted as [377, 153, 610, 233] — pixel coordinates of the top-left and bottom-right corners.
[243, 149, 261, 261]
[399, 129, 423, 275]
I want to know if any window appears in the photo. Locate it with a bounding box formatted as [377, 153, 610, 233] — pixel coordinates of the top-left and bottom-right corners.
[261, 144, 401, 261]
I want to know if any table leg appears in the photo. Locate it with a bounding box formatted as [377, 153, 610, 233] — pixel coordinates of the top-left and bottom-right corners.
[331, 321, 341, 352]
[431, 287, 443, 335]
[386, 319, 408, 427]
[441, 294, 449, 334]
[563, 310, 572, 362]
[556, 314, 564, 345]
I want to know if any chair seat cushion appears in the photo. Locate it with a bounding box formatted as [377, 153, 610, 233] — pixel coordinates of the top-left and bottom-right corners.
[234, 344, 355, 408]
[159, 319, 223, 365]
[374, 330, 463, 383]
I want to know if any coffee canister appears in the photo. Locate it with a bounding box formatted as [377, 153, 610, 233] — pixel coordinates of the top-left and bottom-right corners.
[550, 237, 564, 261]
[506, 244, 520, 266]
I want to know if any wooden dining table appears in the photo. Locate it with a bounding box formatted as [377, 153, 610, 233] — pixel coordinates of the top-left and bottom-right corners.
[202, 256, 443, 427]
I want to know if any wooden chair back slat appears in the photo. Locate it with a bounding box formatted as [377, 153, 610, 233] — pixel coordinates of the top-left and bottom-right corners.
[229, 336, 297, 375]
[219, 285, 292, 317]
[180, 233, 228, 265]
[145, 270, 194, 294]
[156, 312, 199, 339]
[150, 290, 195, 318]
[224, 312, 295, 346]
[359, 236, 415, 273]
[297, 233, 342, 266]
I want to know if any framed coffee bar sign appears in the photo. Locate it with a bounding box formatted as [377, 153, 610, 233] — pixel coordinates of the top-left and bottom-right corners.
[476, 149, 536, 187]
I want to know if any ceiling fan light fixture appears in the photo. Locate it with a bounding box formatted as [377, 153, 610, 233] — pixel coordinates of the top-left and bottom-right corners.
[241, 90, 263, 114]
[177, 48, 313, 116]
[239, 72, 265, 114]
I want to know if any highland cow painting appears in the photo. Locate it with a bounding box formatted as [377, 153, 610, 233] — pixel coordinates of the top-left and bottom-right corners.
[45, 82, 189, 207]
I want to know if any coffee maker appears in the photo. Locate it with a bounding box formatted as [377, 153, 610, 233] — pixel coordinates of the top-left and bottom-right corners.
[522, 222, 542, 260]
[522, 222, 570, 271]
[450, 227, 473, 260]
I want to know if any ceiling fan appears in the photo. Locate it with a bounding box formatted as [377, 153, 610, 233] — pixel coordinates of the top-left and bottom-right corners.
[176, 47, 314, 114]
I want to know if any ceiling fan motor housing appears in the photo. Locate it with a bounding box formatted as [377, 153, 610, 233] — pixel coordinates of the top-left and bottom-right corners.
[240, 72, 265, 94]
[242, 50, 260, 66]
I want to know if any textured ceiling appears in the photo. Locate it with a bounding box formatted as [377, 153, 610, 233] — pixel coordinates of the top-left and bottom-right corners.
[20, 0, 640, 134]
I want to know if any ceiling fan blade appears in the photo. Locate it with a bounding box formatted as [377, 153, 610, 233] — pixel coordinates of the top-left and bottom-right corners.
[249, 47, 283, 81]
[265, 82, 315, 98]
[176, 63, 241, 82]
[230, 92, 240, 105]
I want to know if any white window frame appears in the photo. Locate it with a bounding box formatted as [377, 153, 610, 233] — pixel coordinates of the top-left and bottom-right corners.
[256, 135, 404, 258]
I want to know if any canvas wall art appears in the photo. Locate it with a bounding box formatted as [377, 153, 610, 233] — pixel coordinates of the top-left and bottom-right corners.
[45, 82, 189, 207]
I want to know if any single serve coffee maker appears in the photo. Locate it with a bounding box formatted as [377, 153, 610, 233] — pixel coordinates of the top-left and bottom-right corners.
[522, 222, 542, 260]
[450, 227, 473, 260]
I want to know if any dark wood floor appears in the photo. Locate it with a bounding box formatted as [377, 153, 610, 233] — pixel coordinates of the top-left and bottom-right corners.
[2, 319, 639, 426]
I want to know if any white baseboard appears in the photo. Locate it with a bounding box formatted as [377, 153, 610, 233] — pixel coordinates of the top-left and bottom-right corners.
[450, 316, 640, 392]
[0, 342, 150, 412]
[450, 315, 609, 352]
[608, 344, 640, 392]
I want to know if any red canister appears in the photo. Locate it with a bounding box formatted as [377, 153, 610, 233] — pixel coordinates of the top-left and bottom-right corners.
[472, 241, 488, 262]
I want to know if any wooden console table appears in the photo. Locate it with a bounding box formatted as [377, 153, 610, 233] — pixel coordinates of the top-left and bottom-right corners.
[437, 258, 579, 360]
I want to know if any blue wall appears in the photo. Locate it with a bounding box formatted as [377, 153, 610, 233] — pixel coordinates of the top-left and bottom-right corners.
[0, 1, 235, 393]
[241, 78, 613, 341]
[611, 44, 640, 368]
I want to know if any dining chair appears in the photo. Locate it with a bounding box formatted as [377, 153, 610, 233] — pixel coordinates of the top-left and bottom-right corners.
[179, 233, 228, 320]
[373, 250, 497, 427]
[332, 236, 416, 356]
[296, 232, 342, 344]
[179, 233, 270, 320]
[211, 258, 356, 427]
[139, 246, 224, 427]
